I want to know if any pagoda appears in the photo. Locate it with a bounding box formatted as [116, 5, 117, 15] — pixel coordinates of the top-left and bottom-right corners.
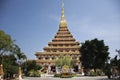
[35, 1, 81, 73]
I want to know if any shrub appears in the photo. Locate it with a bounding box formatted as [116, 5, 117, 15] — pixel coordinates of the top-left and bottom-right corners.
[61, 73, 72, 78]
[89, 71, 96, 76]
[54, 73, 77, 78]
[54, 74, 61, 77]
[28, 70, 41, 77]
[71, 73, 77, 77]
[96, 70, 105, 76]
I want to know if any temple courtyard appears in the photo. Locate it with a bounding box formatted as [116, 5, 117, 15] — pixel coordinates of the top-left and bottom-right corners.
[23, 76, 112, 80]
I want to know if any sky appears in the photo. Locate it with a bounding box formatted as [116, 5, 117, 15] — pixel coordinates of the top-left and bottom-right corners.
[0, 0, 120, 59]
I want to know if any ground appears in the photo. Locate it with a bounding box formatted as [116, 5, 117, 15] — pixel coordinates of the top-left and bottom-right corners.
[24, 76, 113, 80]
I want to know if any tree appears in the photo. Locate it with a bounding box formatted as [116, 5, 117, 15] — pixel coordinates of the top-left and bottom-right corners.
[22, 60, 42, 76]
[55, 55, 76, 70]
[2, 54, 19, 78]
[55, 54, 63, 67]
[0, 30, 13, 57]
[80, 38, 109, 72]
[104, 63, 112, 79]
[55, 55, 73, 67]
[0, 30, 27, 62]
[15, 46, 27, 65]
[111, 56, 118, 66]
[111, 54, 120, 78]
[116, 49, 120, 73]
[0, 30, 27, 78]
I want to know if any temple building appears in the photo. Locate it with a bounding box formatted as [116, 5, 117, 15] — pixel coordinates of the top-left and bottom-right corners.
[35, 1, 81, 73]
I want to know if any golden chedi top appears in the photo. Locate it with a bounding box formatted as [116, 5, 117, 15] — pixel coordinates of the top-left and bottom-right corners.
[59, 1, 67, 27]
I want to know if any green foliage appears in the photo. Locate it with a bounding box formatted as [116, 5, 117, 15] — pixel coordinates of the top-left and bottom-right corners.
[28, 70, 41, 77]
[26, 60, 41, 71]
[111, 56, 120, 67]
[55, 55, 77, 78]
[80, 38, 110, 70]
[61, 73, 72, 78]
[22, 60, 42, 76]
[0, 30, 13, 57]
[89, 71, 97, 76]
[103, 63, 112, 77]
[110, 55, 120, 77]
[96, 69, 105, 76]
[0, 30, 27, 79]
[54, 74, 61, 77]
[55, 54, 63, 67]
[2, 54, 19, 78]
[118, 59, 120, 71]
[55, 55, 74, 68]
[2, 53, 27, 79]
[64, 55, 73, 67]
[71, 73, 77, 77]
[54, 73, 77, 78]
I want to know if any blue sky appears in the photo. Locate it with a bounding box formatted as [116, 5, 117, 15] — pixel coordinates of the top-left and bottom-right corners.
[0, 0, 120, 59]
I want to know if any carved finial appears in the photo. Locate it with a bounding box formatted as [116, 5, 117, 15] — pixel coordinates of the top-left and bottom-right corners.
[62, 0, 64, 8]
[61, 0, 65, 21]
[59, 0, 67, 27]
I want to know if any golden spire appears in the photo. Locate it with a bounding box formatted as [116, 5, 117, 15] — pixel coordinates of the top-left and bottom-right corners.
[59, 0, 67, 27]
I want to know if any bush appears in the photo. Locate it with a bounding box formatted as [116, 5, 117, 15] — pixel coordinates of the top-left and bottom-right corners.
[54, 74, 61, 77]
[54, 73, 76, 78]
[89, 71, 96, 76]
[61, 73, 72, 78]
[71, 73, 77, 77]
[28, 70, 41, 77]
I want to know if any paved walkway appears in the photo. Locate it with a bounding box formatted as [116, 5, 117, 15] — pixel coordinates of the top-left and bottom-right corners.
[24, 76, 112, 80]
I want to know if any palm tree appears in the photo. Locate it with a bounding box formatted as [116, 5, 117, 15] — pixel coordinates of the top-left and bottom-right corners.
[55, 55, 75, 73]
[17, 53, 27, 65]
[14, 47, 27, 79]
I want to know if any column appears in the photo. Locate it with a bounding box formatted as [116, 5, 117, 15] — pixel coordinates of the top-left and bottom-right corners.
[43, 56, 45, 60]
[0, 64, 3, 80]
[50, 57, 52, 60]
[48, 65, 51, 74]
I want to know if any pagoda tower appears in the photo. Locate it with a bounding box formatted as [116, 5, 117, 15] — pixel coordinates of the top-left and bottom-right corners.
[35, 1, 81, 73]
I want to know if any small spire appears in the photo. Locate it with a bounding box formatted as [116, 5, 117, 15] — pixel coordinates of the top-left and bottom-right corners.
[61, 0, 64, 19]
[59, 0, 67, 27]
[62, 0, 64, 7]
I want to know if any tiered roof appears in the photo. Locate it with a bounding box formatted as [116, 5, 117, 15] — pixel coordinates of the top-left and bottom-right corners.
[35, 1, 80, 57]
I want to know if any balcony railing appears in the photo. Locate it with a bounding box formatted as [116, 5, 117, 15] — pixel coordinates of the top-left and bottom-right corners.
[52, 38, 75, 41]
[35, 52, 80, 55]
[44, 46, 80, 50]
[48, 41, 79, 45]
